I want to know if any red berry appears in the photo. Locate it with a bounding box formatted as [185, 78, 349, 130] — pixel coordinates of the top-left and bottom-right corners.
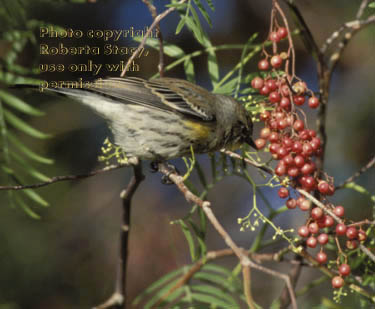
[317, 233, 329, 245]
[332, 276, 344, 288]
[260, 111, 270, 121]
[270, 55, 283, 68]
[299, 130, 311, 141]
[327, 184, 335, 196]
[280, 97, 291, 110]
[282, 137, 293, 149]
[293, 120, 305, 131]
[310, 137, 321, 150]
[333, 206, 345, 217]
[358, 230, 367, 242]
[251, 76, 264, 89]
[346, 240, 358, 250]
[336, 223, 347, 236]
[282, 154, 294, 166]
[281, 84, 290, 96]
[308, 97, 320, 109]
[258, 59, 270, 70]
[308, 222, 319, 234]
[316, 251, 327, 264]
[278, 187, 289, 198]
[306, 236, 317, 248]
[318, 181, 329, 194]
[287, 166, 300, 178]
[346, 227, 358, 239]
[275, 163, 287, 176]
[298, 225, 310, 237]
[260, 85, 271, 95]
[255, 138, 266, 149]
[268, 132, 279, 143]
[277, 119, 288, 130]
[269, 31, 281, 42]
[311, 207, 324, 220]
[269, 91, 281, 103]
[300, 163, 314, 175]
[293, 95, 305, 106]
[294, 155, 305, 168]
[299, 199, 311, 211]
[323, 215, 334, 227]
[302, 143, 314, 156]
[292, 141, 303, 153]
[269, 143, 280, 154]
[260, 127, 271, 139]
[277, 27, 288, 39]
[286, 198, 297, 209]
[303, 176, 316, 190]
[266, 79, 278, 91]
[277, 146, 289, 158]
[338, 264, 351, 277]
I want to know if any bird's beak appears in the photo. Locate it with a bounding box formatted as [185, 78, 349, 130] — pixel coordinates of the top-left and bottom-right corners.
[245, 136, 257, 149]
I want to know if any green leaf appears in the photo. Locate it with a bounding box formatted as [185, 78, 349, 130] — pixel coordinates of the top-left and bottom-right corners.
[21, 187, 49, 207]
[191, 285, 238, 306]
[10, 151, 50, 182]
[177, 219, 196, 261]
[176, 16, 187, 34]
[0, 90, 44, 116]
[8, 132, 54, 164]
[184, 15, 205, 45]
[369, 2, 375, 8]
[344, 182, 375, 202]
[14, 195, 41, 219]
[205, 0, 215, 11]
[193, 0, 212, 27]
[212, 77, 239, 95]
[207, 48, 219, 87]
[133, 37, 185, 58]
[184, 57, 195, 83]
[3, 109, 51, 139]
[133, 268, 183, 305]
[145, 287, 185, 309]
[189, 292, 233, 308]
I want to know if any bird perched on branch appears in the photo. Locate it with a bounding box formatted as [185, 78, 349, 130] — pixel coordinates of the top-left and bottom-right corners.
[17, 77, 255, 160]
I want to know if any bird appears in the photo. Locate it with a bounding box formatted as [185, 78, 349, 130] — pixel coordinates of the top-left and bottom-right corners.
[16, 77, 255, 161]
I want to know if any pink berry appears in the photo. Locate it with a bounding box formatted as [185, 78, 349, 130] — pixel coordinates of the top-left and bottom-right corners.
[336, 223, 347, 236]
[332, 276, 344, 288]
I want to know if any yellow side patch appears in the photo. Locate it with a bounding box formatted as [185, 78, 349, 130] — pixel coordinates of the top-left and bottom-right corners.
[183, 120, 213, 140]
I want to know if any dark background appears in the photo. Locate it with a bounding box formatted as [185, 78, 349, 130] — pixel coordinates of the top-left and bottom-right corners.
[0, 0, 374, 308]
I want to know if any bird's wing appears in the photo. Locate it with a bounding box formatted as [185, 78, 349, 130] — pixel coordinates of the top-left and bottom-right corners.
[91, 77, 216, 121]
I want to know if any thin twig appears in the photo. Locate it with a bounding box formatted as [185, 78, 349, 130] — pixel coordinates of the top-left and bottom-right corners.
[158, 162, 297, 309]
[357, 0, 370, 19]
[336, 155, 375, 190]
[0, 163, 132, 191]
[94, 160, 145, 309]
[221, 149, 274, 175]
[142, 0, 165, 76]
[120, 0, 187, 77]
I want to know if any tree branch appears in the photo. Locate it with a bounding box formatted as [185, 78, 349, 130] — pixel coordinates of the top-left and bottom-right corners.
[120, 0, 187, 77]
[94, 160, 145, 309]
[0, 163, 132, 191]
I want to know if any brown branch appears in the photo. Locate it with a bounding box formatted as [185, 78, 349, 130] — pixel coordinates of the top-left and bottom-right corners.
[120, 0, 187, 77]
[336, 155, 375, 190]
[142, 0, 165, 77]
[157, 162, 297, 309]
[221, 149, 274, 175]
[94, 160, 145, 309]
[0, 163, 132, 191]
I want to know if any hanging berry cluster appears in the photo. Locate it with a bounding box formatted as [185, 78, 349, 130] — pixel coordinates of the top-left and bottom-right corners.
[249, 2, 370, 291]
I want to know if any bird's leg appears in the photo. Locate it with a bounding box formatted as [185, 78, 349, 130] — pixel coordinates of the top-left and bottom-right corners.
[150, 161, 180, 185]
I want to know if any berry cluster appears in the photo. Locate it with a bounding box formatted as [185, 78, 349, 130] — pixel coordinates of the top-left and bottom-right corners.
[251, 25, 369, 290]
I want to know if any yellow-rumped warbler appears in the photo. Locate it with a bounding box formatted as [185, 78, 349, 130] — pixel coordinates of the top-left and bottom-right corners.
[19, 77, 255, 160]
